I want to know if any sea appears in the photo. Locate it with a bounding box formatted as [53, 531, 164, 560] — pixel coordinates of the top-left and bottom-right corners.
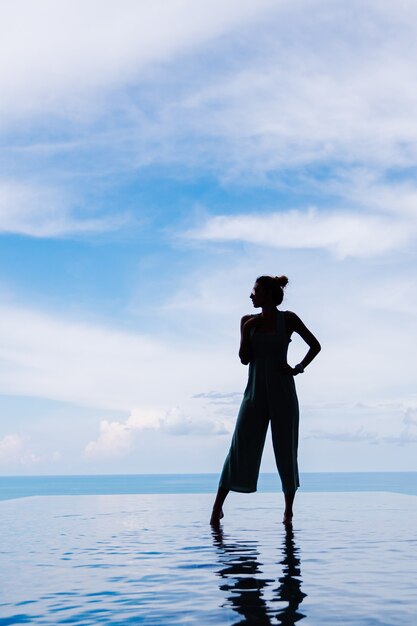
[1, 471, 416, 501]
[1, 473, 416, 625]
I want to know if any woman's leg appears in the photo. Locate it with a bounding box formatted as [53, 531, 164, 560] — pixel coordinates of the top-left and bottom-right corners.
[270, 384, 300, 524]
[283, 492, 295, 525]
[210, 487, 229, 525]
[219, 402, 269, 494]
[211, 401, 268, 525]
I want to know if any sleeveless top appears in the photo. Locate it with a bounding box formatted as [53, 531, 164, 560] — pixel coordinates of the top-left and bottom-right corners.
[249, 310, 290, 362]
[243, 310, 294, 407]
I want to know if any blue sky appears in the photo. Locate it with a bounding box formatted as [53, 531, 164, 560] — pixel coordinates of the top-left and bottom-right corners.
[1, 0, 416, 475]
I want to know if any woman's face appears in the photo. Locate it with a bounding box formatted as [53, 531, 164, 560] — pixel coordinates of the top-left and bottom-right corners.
[250, 282, 268, 308]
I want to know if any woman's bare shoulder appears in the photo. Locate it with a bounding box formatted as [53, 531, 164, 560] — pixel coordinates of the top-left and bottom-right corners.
[241, 313, 256, 321]
[283, 310, 299, 320]
[240, 313, 257, 327]
[283, 310, 303, 330]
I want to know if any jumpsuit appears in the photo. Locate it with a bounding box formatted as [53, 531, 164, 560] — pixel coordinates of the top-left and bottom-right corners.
[219, 310, 300, 495]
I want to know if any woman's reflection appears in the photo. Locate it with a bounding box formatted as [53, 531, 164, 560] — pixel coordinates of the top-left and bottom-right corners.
[274, 525, 307, 624]
[212, 525, 306, 625]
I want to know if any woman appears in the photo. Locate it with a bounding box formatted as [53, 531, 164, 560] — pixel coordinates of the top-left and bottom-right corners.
[210, 275, 321, 526]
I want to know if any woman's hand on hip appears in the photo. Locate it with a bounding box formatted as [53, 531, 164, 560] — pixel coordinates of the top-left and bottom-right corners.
[278, 363, 299, 375]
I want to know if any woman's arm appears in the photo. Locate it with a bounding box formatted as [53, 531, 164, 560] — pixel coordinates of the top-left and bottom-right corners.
[285, 311, 321, 372]
[238, 315, 259, 365]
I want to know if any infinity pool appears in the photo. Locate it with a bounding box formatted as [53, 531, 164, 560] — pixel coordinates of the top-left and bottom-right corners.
[0, 492, 415, 624]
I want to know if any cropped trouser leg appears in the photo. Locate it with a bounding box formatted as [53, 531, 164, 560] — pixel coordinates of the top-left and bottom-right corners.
[269, 385, 300, 494]
[219, 402, 269, 493]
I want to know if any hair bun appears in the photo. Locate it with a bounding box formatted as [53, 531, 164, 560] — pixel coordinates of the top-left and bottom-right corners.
[275, 275, 288, 288]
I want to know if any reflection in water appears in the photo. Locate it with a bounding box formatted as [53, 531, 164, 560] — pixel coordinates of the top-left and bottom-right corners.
[212, 524, 306, 625]
[274, 526, 307, 624]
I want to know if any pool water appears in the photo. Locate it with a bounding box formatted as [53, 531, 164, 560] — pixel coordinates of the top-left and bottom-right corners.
[0, 492, 416, 625]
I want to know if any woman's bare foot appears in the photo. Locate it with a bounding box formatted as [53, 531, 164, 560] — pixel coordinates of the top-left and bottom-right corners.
[210, 487, 229, 525]
[210, 507, 224, 525]
[283, 492, 295, 526]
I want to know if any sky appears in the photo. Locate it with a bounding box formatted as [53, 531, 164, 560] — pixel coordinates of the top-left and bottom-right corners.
[0, 0, 416, 476]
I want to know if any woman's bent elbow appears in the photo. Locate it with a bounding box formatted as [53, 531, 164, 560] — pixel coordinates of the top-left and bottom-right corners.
[239, 350, 250, 365]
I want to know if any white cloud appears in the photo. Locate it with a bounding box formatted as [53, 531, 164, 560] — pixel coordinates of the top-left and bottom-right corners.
[0, 301, 238, 412]
[304, 400, 417, 446]
[157, 406, 230, 436]
[189, 207, 414, 259]
[4, 2, 417, 243]
[171, 2, 417, 176]
[84, 419, 133, 458]
[0, 434, 24, 463]
[307, 427, 379, 444]
[186, 168, 417, 258]
[193, 391, 242, 405]
[0, 0, 277, 126]
[4, 1, 417, 181]
[50, 0, 417, 183]
[0, 179, 125, 237]
[0, 433, 58, 465]
[84, 406, 230, 458]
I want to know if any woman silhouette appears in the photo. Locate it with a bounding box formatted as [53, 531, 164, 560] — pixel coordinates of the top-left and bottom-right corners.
[210, 275, 321, 526]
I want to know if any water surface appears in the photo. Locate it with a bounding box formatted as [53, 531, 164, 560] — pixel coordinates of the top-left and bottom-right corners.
[0, 492, 416, 624]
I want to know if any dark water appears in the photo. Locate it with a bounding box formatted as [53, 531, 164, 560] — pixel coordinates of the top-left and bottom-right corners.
[0, 492, 416, 624]
[0, 472, 416, 501]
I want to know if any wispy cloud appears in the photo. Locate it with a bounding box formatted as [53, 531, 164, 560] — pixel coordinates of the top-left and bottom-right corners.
[0, 179, 127, 237]
[4, 2, 417, 241]
[307, 427, 379, 444]
[70, 1, 417, 185]
[5, 2, 417, 181]
[0, 0, 276, 126]
[192, 391, 242, 405]
[171, 3, 417, 177]
[304, 400, 417, 446]
[186, 167, 417, 258]
[188, 207, 414, 258]
[0, 301, 235, 412]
